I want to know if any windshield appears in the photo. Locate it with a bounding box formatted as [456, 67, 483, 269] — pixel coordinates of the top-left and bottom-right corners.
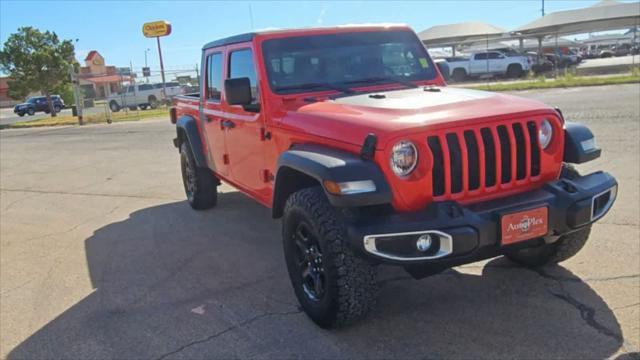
[262, 30, 437, 94]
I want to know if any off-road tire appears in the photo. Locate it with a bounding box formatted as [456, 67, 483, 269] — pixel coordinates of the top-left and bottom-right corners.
[452, 68, 467, 82]
[53, 105, 61, 113]
[506, 64, 523, 78]
[109, 101, 121, 112]
[17, 112, 25, 117]
[506, 164, 591, 267]
[180, 142, 217, 210]
[140, 105, 148, 110]
[27, 108, 35, 116]
[148, 96, 159, 109]
[282, 186, 378, 328]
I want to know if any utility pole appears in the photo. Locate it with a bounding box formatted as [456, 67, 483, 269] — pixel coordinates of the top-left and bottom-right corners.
[541, 0, 545, 17]
[69, 63, 83, 125]
[195, 63, 199, 84]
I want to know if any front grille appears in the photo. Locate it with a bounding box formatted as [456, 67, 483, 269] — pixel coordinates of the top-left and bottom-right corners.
[427, 120, 542, 199]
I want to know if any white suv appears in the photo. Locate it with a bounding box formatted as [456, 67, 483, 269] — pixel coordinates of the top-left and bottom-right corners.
[108, 83, 184, 111]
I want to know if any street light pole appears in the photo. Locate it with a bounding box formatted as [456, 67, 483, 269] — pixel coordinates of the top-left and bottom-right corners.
[156, 36, 167, 101]
[144, 48, 150, 83]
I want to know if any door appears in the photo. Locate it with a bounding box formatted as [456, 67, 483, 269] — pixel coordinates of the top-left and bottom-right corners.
[469, 52, 488, 75]
[488, 52, 504, 73]
[201, 50, 229, 176]
[222, 46, 268, 197]
[137, 83, 154, 105]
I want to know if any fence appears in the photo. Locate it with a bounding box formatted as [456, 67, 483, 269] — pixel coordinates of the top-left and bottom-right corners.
[72, 65, 199, 125]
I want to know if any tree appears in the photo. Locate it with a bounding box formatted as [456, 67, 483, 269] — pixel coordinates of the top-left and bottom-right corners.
[0, 27, 75, 117]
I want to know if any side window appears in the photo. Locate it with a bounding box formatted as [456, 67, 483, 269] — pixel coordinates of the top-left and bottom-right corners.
[228, 49, 258, 103]
[487, 52, 501, 59]
[127, 86, 135, 93]
[474, 53, 487, 60]
[138, 84, 153, 91]
[206, 52, 223, 101]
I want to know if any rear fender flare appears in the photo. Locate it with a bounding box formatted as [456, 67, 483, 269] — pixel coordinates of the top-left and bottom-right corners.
[175, 115, 207, 168]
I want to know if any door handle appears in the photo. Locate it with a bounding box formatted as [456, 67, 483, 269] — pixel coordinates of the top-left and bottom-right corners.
[221, 119, 236, 129]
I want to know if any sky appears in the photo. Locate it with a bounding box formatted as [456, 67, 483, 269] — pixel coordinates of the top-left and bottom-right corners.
[0, 0, 635, 77]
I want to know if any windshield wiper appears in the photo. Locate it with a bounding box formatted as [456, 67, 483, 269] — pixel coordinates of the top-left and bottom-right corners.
[344, 76, 418, 89]
[274, 82, 355, 94]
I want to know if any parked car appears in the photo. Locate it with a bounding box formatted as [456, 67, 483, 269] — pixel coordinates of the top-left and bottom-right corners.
[13, 95, 65, 117]
[107, 83, 184, 112]
[613, 44, 632, 57]
[447, 51, 530, 81]
[171, 25, 617, 328]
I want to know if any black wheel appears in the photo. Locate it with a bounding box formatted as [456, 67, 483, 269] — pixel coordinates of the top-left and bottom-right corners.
[129, 106, 137, 111]
[148, 96, 159, 109]
[109, 101, 121, 112]
[180, 142, 217, 210]
[505, 164, 591, 267]
[283, 187, 378, 328]
[53, 105, 61, 113]
[27, 108, 35, 116]
[17, 112, 25, 117]
[452, 68, 467, 82]
[140, 105, 148, 110]
[507, 64, 523, 78]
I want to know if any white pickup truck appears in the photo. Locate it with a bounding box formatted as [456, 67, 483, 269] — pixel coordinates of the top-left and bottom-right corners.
[447, 51, 530, 82]
[108, 83, 184, 112]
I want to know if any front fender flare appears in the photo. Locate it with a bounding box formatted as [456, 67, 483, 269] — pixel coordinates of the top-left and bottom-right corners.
[273, 144, 392, 217]
[563, 122, 601, 164]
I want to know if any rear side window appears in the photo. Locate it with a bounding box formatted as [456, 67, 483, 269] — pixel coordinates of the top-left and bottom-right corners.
[228, 49, 258, 103]
[474, 53, 488, 60]
[206, 52, 223, 101]
[138, 84, 153, 91]
[487, 52, 502, 59]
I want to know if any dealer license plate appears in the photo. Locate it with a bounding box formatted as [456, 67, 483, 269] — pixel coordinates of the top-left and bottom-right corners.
[501, 207, 548, 245]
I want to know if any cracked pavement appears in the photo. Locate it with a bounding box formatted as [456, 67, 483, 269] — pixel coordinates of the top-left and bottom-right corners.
[1, 84, 639, 359]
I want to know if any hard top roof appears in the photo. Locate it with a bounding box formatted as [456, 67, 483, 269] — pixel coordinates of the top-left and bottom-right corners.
[202, 24, 411, 50]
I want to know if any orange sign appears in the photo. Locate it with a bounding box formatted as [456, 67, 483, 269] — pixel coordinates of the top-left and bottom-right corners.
[143, 21, 172, 38]
[501, 207, 548, 245]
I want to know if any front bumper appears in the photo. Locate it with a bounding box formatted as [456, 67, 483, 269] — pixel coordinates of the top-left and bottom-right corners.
[346, 171, 617, 273]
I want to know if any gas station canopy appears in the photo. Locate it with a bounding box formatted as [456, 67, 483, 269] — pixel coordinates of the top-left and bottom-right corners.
[418, 22, 506, 47]
[513, 0, 640, 37]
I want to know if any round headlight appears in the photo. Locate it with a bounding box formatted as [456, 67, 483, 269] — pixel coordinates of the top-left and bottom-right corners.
[390, 140, 418, 177]
[539, 119, 553, 149]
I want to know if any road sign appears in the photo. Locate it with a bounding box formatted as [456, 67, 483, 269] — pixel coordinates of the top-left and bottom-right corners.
[142, 67, 151, 77]
[142, 21, 172, 38]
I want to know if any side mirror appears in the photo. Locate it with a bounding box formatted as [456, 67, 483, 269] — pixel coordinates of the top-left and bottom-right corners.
[224, 77, 252, 106]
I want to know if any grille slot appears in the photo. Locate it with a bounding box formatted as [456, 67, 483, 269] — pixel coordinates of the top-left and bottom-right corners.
[463, 130, 480, 191]
[480, 128, 496, 187]
[428, 120, 545, 199]
[446, 133, 463, 194]
[512, 123, 527, 180]
[497, 125, 512, 184]
[427, 136, 445, 196]
[527, 121, 541, 176]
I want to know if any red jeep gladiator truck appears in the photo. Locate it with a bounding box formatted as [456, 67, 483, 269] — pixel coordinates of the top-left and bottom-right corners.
[170, 25, 617, 328]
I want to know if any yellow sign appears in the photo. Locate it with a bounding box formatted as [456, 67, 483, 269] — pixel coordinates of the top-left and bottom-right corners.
[142, 21, 172, 38]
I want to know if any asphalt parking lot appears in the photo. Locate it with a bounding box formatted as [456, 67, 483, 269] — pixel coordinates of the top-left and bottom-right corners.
[1, 84, 639, 359]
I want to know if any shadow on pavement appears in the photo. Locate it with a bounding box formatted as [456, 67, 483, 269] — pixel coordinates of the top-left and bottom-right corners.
[8, 192, 625, 359]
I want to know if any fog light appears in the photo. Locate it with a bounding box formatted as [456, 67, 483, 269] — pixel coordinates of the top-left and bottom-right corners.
[416, 234, 433, 252]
